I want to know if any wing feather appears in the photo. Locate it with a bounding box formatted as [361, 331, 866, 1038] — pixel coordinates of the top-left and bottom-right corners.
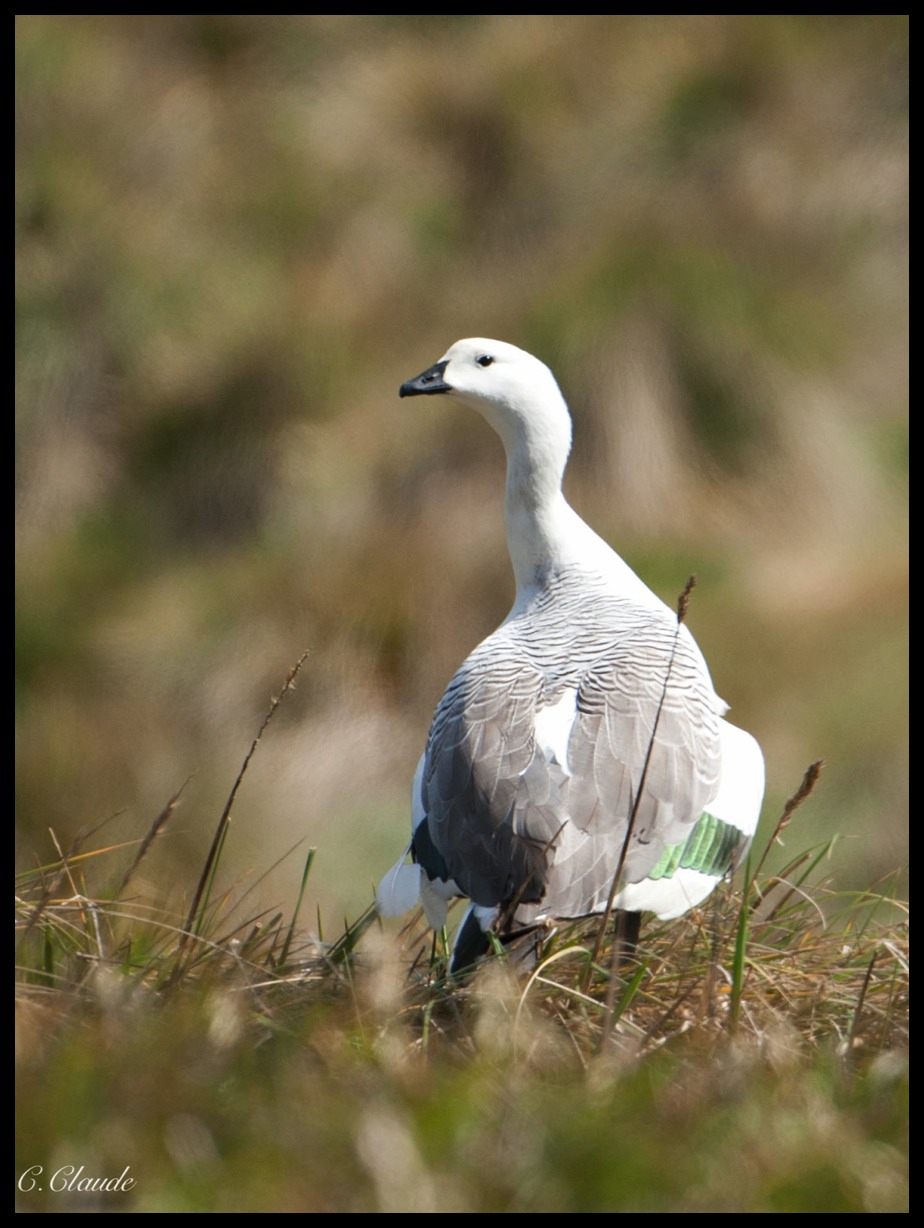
[417, 568, 722, 924]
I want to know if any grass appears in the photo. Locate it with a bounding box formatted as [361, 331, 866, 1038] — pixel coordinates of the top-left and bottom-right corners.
[15, 662, 908, 1212]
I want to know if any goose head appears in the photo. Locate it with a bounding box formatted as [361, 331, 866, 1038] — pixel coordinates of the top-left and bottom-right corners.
[399, 338, 572, 464]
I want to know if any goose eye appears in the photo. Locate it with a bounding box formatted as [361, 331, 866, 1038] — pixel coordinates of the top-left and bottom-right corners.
[476, 354, 494, 368]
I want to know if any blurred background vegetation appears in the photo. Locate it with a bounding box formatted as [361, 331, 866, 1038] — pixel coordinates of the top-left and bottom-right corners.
[16, 14, 907, 928]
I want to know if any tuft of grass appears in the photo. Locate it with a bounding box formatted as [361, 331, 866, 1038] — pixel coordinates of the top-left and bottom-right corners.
[15, 662, 908, 1213]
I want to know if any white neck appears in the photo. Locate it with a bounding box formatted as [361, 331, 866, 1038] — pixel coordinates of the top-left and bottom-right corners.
[499, 414, 664, 612]
[446, 362, 667, 616]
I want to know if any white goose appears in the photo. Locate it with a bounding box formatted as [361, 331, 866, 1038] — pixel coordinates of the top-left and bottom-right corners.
[377, 339, 764, 971]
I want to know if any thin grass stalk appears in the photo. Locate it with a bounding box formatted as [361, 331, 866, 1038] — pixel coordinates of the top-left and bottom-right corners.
[597, 577, 696, 1035]
[114, 778, 191, 899]
[176, 650, 309, 969]
[729, 856, 751, 1031]
[844, 951, 877, 1067]
[280, 848, 317, 968]
[747, 760, 825, 898]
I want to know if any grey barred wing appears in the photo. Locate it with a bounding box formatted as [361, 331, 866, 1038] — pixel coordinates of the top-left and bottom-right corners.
[423, 640, 554, 908]
[419, 595, 722, 919]
[566, 616, 722, 886]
